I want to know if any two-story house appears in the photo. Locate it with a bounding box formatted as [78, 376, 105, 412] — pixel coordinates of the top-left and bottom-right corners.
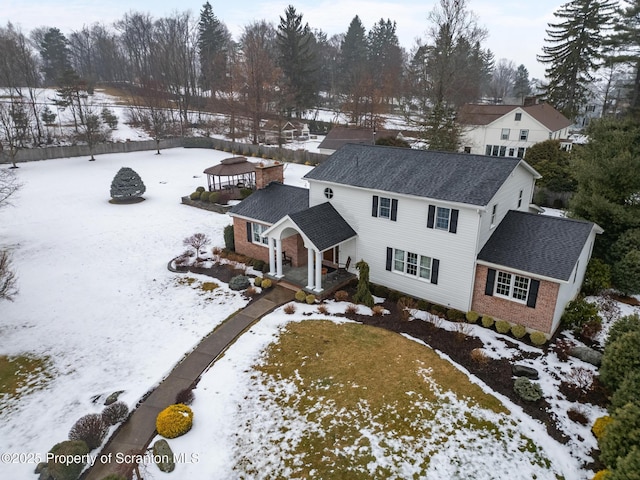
[459, 103, 573, 158]
[229, 144, 601, 337]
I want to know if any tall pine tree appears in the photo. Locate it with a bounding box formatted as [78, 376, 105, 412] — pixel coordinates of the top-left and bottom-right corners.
[38, 27, 72, 86]
[339, 16, 370, 125]
[198, 2, 229, 96]
[513, 64, 531, 102]
[538, 0, 615, 120]
[606, 0, 640, 118]
[275, 5, 318, 118]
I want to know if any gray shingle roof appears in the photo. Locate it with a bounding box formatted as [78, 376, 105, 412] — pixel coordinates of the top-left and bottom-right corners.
[478, 211, 596, 281]
[304, 144, 523, 206]
[228, 182, 309, 223]
[289, 202, 357, 251]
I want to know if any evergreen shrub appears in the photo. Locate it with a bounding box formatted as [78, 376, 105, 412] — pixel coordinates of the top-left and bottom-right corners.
[495, 320, 511, 334]
[253, 277, 263, 287]
[513, 377, 543, 401]
[305, 294, 316, 304]
[196, 186, 205, 193]
[110, 167, 146, 200]
[561, 297, 600, 332]
[417, 300, 431, 312]
[511, 324, 527, 339]
[609, 370, 640, 414]
[600, 330, 640, 391]
[605, 313, 640, 348]
[609, 447, 640, 480]
[47, 440, 89, 480]
[592, 415, 613, 440]
[208, 192, 219, 203]
[465, 311, 479, 323]
[529, 331, 548, 346]
[156, 404, 193, 439]
[481, 315, 494, 328]
[200, 191, 210, 201]
[261, 278, 272, 289]
[190, 191, 200, 200]
[447, 308, 466, 322]
[582, 258, 612, 296]
[229, 275, 250, 291]
[599, 403, 640, 469]
[223, 225, 235, 251]
[295, 290, 307, 302]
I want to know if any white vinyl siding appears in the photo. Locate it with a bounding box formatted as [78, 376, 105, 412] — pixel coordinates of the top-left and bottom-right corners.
[308, 180, 479, 311]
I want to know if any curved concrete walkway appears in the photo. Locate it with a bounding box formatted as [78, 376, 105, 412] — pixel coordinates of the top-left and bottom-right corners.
[83, 286, 294, 480]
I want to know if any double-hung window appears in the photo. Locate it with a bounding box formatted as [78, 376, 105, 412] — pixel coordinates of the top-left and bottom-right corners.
[390, 248, 437, 283]
[379, 197, 391, 219]
[495, 271, 530, 302]
[519, 129, 529, 141]
[372, 195, 398, 221]
[501, 128, 510, 140]
[251, 222, 269, 245]
[436, 207, 451, 230]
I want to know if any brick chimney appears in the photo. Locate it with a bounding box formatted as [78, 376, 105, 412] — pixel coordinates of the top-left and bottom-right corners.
[254, 161, 284, 189]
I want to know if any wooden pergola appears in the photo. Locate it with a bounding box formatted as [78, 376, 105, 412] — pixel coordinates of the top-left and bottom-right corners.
[203, 157, 256, 192]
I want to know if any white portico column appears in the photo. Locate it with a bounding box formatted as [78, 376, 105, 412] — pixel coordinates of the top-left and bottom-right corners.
[314, 250, 323, 292]
[268, 237, 276, 276]
[275, 237, 284, 278]
[306, 248, 315, 290]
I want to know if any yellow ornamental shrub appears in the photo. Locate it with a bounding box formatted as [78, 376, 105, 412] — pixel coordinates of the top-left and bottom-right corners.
[156, 404, 193, 439]
[295, 290, 307, 302]
[253, 277, 263, 287]
[529, 331, 548, 346]
[592, 470, 611, 480]
[261, 278, 272, 289]
[592, 415, 613, 440]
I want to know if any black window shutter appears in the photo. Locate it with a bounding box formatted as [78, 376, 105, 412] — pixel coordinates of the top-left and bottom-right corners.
[372, 195, 379, 217]
[427, 205, 435, 228]
[431, 259, 440, 284]
[246, 222, 252, 242]
[386, 247, 393, 271]
[449, 209, 459, 233]
[485, 269, 496, 296]
[391, 199, 398, 221]
[527, 280, 540, 308]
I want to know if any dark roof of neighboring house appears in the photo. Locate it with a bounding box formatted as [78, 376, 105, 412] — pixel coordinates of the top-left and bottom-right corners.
[304, 144, 529, 207]
[458, 103, 572, 132]
[478, 211, 597, 281]
[204, 156, 255, 176]
[228, 182, 309, 224]
[318, 126, 401, 151]
[289, 202, 357, 251]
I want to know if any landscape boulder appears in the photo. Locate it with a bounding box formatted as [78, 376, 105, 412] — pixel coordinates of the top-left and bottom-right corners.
[568, 346, 603, 366]
[511, 364, 539, 379]
[153, 439, 175, 473]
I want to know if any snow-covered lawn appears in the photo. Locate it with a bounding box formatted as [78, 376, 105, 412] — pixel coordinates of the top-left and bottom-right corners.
[1, 147, 638, 479]
[0, 148, 310, 479]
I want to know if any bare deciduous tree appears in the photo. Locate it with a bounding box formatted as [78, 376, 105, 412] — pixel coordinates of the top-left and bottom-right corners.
[0, 249, 18, 301]
[183, 233, 211, 261]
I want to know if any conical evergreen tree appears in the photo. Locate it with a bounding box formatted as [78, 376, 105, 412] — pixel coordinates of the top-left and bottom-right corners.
[538, 0, 615, 120]
[276, 5, 317, 117]
[513, 64, 531, 102]
[197, 2, 229, 95]
[110, 167, 146, 201]
[339, 16, 369, 125]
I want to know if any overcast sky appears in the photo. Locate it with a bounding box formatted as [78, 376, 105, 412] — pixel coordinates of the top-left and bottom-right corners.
[3, 0, 562, 80]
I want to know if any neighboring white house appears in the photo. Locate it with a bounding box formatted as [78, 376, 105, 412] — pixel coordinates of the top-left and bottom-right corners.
[229, 144, 601, 336]
[459, 103, 573, 158]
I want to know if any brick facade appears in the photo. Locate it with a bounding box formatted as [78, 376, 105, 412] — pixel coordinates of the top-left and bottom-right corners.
[255, 162, 284, 189]
[471, 264, 559, 335]
[233, 218, 306, 267]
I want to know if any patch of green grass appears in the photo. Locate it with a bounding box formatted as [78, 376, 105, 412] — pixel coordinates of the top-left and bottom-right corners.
[235, 320, 554, 478]
[0, 355, 52, 412]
